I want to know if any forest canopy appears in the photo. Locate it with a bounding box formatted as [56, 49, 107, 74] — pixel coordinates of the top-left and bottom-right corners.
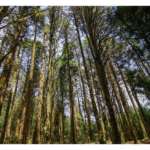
[0, 6, 150, 144]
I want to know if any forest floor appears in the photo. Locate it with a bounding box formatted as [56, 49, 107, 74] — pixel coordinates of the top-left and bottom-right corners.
[126, 139, 150, 144]
[104, 138, 150, 144]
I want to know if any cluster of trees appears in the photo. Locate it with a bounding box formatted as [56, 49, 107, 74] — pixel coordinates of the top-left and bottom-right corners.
[0, 6, 150, 144]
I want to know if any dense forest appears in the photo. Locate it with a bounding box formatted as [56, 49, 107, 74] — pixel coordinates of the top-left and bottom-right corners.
[0, 6, 150, 144]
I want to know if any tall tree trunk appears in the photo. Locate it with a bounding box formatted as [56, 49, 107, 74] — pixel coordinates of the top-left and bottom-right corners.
[73, 13, 105, 143]
[64, 26, 76, 144]
[21, 21, 37, 143]
[79, 11, 122, 143]
[116, 62, 149, 138]
[74, 47, 93, 142]
[0, 91, 12, 143]
[5, 49, 22, 142]
[109, 61, 138, 143]
[32, 33, 46, 144]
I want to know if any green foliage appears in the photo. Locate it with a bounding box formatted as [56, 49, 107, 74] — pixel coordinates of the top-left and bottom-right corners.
[142, 107, 150, 123]
[43, 24, 50, 33]
[21, 40, 43, 49]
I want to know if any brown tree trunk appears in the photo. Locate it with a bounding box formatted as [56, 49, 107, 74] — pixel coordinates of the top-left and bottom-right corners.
[80, 12, 122, 142]
[65, 26, 76, 144]
[0, 92, 12, 143]
[116, 62, 149, 138]
[73, 13, 105, 143]
[21, 21, 37, 143]
[109, 61, 138, 143]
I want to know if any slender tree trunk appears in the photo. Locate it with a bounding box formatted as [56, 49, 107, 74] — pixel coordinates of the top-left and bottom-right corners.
[109, 61, 138, 143]
[21, 21, 37, 143]
[73, 13, 105, 143]
[74, 48, 93, 142]
[80, 12, 122, 142]
[60, 84, 65, 144]
[0, 92, 12, 143]
[87, 58, 107, 143]
[64, 27, 76, 144]
[5, 49, 22, 142]
[32, 33, 46, 144]
[116, 62, 150, 138]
